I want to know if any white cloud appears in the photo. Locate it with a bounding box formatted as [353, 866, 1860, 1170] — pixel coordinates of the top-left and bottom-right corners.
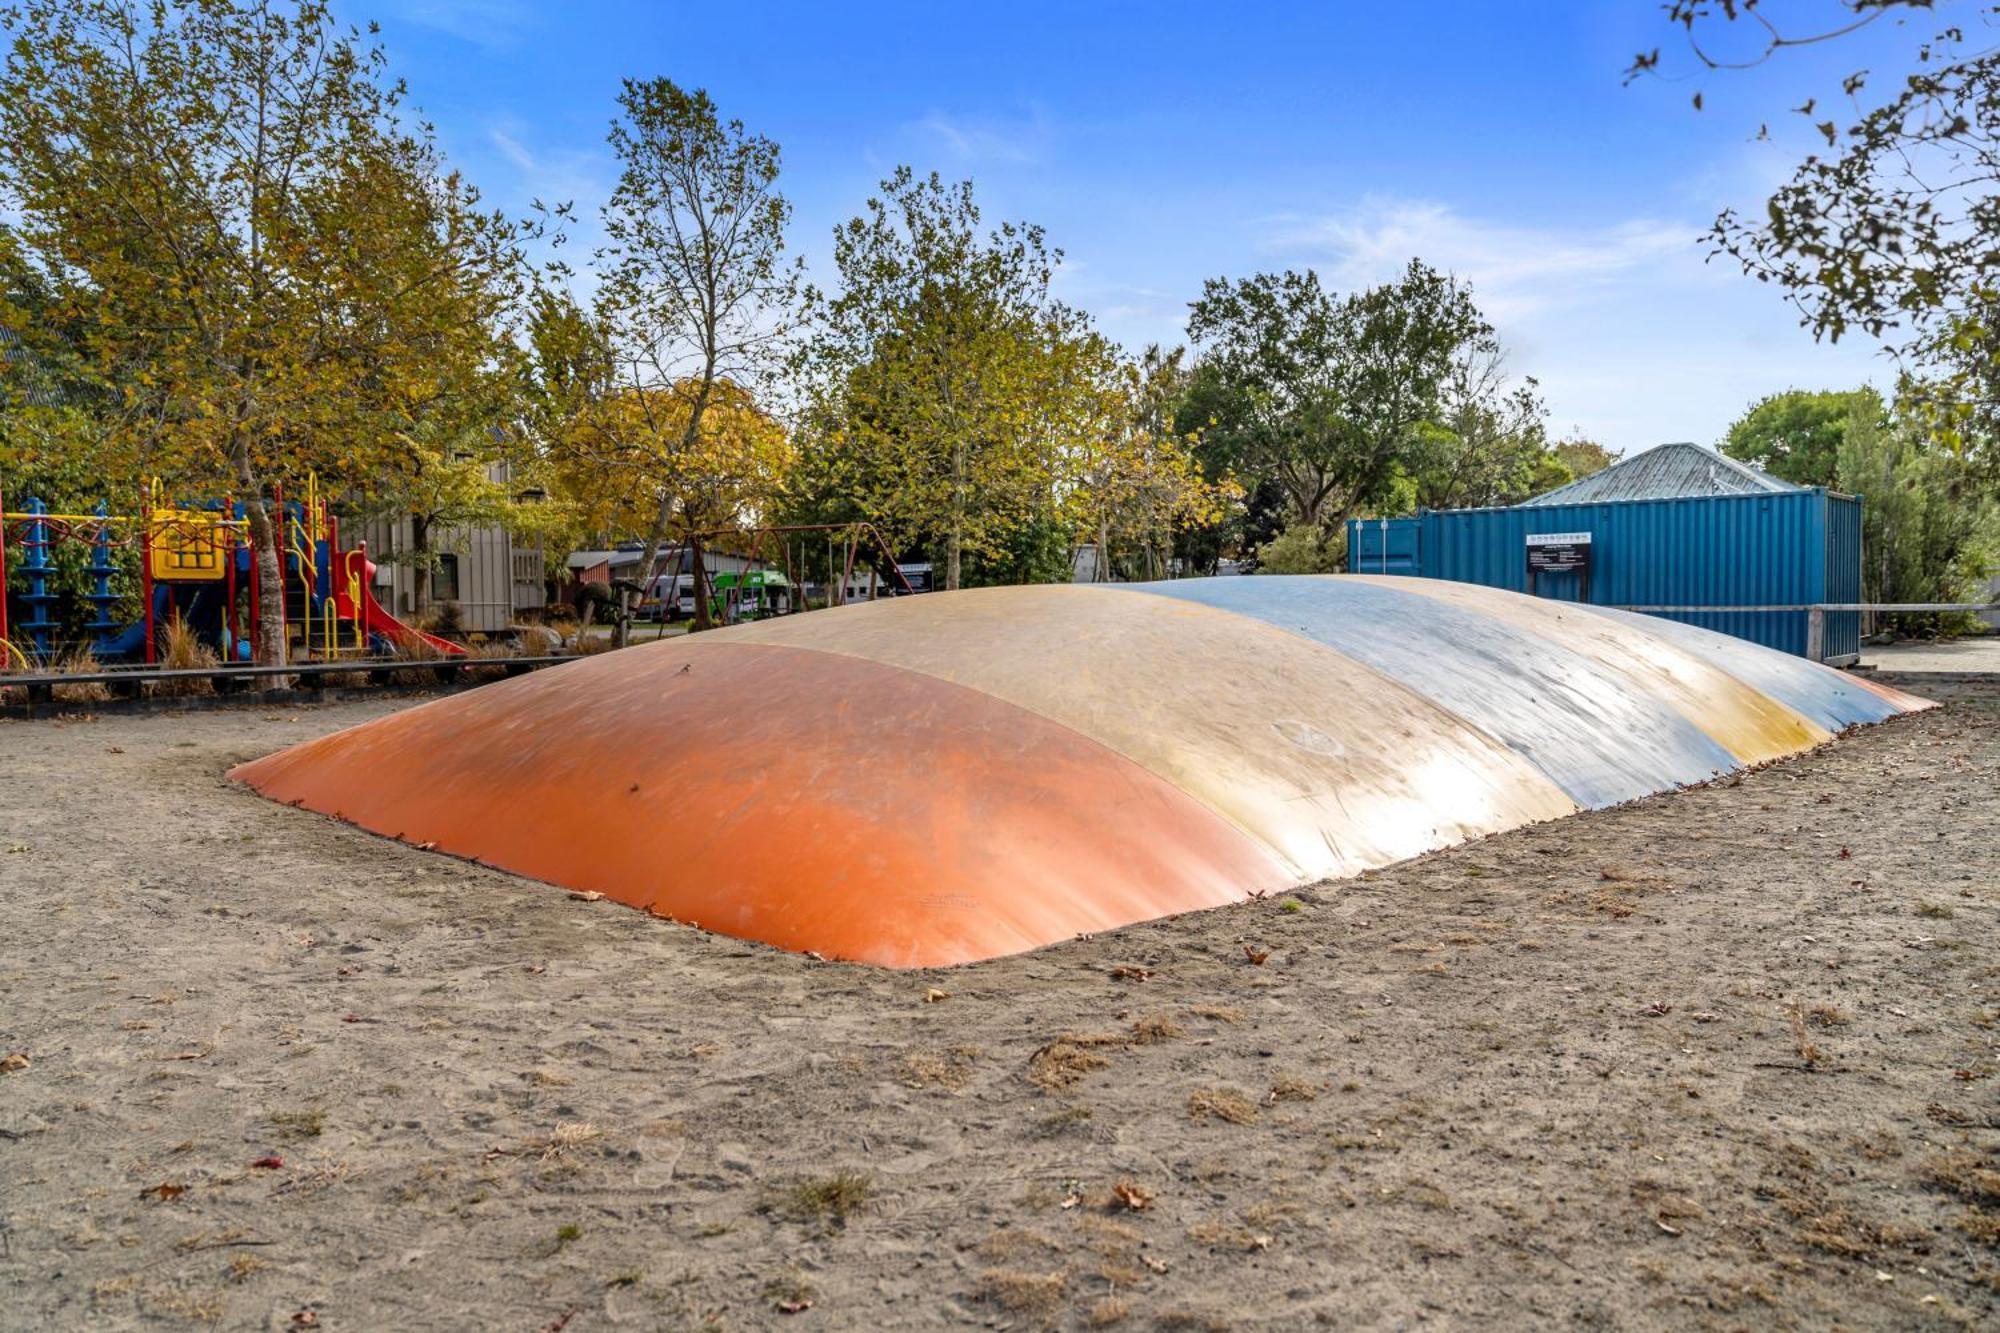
[486, 126, 537, 173]
[1262, 198, 1698, 324]
[1214, 195, 1894, 451]
[448, 119, 614, 294]
[383, 0, 532, 50]
[907, 105, 1052, 166]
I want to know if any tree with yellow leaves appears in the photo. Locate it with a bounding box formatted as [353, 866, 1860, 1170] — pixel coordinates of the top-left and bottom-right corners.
[0, 0, 528, 664]
[1063, 345, 1240, 582]
[589, 78, 801, 642]
[540, 372, 792, 628]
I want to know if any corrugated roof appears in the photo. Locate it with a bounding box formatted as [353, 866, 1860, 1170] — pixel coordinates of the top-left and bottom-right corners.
[1524, 441, 1803, 506]
[0, 326, 72, 408]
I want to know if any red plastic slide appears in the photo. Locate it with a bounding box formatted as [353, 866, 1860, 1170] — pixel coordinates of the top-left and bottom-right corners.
[332, 548, 466, 656]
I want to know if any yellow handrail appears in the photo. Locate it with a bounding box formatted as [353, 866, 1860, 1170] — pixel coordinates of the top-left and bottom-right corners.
[348, 564, 365, 650]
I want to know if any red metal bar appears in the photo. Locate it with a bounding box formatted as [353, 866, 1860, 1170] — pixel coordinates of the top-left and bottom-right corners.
[272, 484, 286, 657]
[225, 500, 238, 661]
[865, 524, 917, 594]
[0, 483, 10, 653]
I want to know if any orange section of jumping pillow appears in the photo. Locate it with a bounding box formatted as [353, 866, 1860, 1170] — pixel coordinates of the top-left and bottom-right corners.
[230, 638, 1291, 967]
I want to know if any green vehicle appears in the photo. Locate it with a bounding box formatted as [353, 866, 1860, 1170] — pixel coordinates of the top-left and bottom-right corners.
[710, 569, 793, 622]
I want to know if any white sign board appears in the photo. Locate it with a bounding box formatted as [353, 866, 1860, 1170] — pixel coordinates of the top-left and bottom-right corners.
[1524, 531, 1592, 546]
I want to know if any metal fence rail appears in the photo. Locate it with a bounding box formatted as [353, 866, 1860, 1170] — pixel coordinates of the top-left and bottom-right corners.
[0, 653, 578, 712]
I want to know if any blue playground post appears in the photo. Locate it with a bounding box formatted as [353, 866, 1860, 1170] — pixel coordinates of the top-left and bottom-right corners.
[86, 500, 122, 655]
[20, 496, 56, 658]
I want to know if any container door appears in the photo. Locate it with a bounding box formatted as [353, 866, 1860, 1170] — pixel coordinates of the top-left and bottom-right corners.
[1348, 518, 1421, 574]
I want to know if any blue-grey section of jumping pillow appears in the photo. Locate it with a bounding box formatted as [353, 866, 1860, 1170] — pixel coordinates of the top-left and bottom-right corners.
[1579, 604, 1901, 732]
[1129, 575, 1742, 808]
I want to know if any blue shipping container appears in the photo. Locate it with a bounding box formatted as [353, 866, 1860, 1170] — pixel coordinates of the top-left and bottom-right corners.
[1346, 489, 1863, 663]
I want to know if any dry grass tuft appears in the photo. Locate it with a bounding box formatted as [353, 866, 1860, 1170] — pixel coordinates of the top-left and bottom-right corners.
[273, 1153, 349, 1197]
[1031, 1105, 1093, 1137]
[1266, 1073, 1322, 1104]
[1953, 1208, 2000, 1244]
[1794, 1207, 1875, 1256]
[390, 630, 446, 662]
[143, 1286, 226, 1321]
[1154, 1312, 1231, 1333]
[534, 1120, 602, 1163]
[51, 646, 111, 702]
[265, 1107, 324, 1140]
[157, 616, 218, 696]
[778, 1170, 872, 1226]
[1085, 1295, 1132, 1326]
[1026, 1035, 1119, 1090]
[761, 1270, 817, 1312]
[977, 1228, 1062, 1262]
[1785, 1002, 1825, 1067]
[1107, 1180, 1155, 1212]
[1187, 1088, 1260, 1125]
[1186, 1219, 1272, 1251]
[1129, 1013, 1184, 1045]
[973, 1268, 1067, 1317]
[898, 1047, 977, 1091]
[1922, 1152, 2000, 1207]
[1080, 1215, 1143, 1248]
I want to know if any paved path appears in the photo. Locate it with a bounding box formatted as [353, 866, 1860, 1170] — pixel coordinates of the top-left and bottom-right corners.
[1859, 636, 2000, 675]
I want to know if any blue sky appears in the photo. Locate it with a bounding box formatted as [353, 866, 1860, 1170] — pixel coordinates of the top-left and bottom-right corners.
[361, 1, 1928, 453]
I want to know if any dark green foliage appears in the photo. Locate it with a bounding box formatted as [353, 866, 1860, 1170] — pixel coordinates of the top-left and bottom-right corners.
[1723, 388, 1884, 490]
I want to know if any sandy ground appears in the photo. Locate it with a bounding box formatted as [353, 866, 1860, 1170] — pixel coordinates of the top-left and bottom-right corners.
[1860, 638, 2000, 675]
[0, 682, 1996, 1332]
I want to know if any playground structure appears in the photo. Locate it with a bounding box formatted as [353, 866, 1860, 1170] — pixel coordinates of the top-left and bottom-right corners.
[0, 477, 463, 670]
[232, 574, 1932, 969]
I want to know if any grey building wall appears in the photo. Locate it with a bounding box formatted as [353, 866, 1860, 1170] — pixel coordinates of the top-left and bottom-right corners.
[347, 460, 547, 634]
[354, 515, 542, 633]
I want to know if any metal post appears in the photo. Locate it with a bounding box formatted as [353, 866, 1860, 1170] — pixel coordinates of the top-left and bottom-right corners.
[272, 482, 287, 658]
[86, 501, 119, 655]
[139, 488, 156, 664]
[224, 506, 238, 662]
[0, 483, 10, 657]
[21, 496, 55, 659]
[1806, 606, 1825, 663]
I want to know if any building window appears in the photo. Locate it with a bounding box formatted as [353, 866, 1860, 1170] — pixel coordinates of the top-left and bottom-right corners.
[431, 553, 460, 604]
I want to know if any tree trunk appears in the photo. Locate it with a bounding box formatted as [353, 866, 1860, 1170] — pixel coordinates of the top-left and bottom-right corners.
[690, 540, 713, 632]
[410, 513, 432, 617]
[620, 387, 717, 648]
[615, 488, 673, 651]
[946, 435, 966, 591]
[234, 454, 287, 670]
